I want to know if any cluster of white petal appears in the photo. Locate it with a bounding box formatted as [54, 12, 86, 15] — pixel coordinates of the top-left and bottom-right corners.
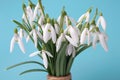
[10, 1, 108, 68]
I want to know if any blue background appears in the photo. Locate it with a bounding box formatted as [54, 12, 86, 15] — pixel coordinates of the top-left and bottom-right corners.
[0, 0, 120, 80]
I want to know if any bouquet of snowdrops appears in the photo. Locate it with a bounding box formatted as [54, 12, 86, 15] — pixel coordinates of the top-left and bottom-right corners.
[7, 0, 108, 77]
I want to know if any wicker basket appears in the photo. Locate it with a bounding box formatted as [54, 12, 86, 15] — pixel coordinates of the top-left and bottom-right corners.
[47, 74, 71, 80]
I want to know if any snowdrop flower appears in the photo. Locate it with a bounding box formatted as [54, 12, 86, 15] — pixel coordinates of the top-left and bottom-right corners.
[43, 22, 56, 43]
[93, 32, 108, 51]
[26, 26, 43, 47]
[29, 50, 53, 69]
[54, 22, 60, 34]
[10, 29, 25, 53]
[33, 3, 40, 20]
[65, 25, 79, 47]
[66, 44, 76, 57]
[97, 13, 106, 31]
[18, 29, 27, 39]
[38, 15, 45, 26]
[80, 27, 91, 45]
[77, 11, 90, 23]
[25, 4, 41, 27]
[56, 33, 65, 52]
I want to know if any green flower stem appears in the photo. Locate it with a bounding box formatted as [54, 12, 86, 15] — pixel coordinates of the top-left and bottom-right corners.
[6, 61, 45, 70]
[20, 69, 47, 75]
[38, 0, 45, 17]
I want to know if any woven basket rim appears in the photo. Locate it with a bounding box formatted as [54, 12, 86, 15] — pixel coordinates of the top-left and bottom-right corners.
[47, 73, 71, 80]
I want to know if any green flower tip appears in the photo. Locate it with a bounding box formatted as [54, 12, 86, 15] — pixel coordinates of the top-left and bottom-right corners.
[87, 7, 93, 13]
[47, 18, 51, 23]
[61, 6, 67, 16]
[45, 14, 49, 19]
[91, 20, 96, 25]
[96, 8, 98, 15]
[95, 27, 100, 32]
[100, 12, 103, 16]
[68, 20, 71, 25]
[14, 28, 18, 33]
[28, 0, 35, 8]
[85, 22, 90, 29]
[32, 25, 36, 29]
[22, 3, 26, 9]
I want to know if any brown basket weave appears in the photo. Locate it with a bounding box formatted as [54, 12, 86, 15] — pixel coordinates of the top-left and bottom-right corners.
[47, 74, 71, 80]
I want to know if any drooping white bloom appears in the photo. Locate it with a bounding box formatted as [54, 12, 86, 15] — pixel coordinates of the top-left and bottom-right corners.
[77, 11, 90, 23]
[26, 28, 43, 47]
[26, 6, 34, 26]
[92, 32, 108, 51]
[38, 15, 44, 26]
[57, 15, 61, 25]
[97, 16, 106, 31]
[65, 25, 79, 47]
[66, 44, 76, 57]
[18, 29, 27, 39]
[33, 3, 40, 20]
[56, 33, 65, 52]
[43, 23, 56, 43]
[54, 23, 60, 34]
[80, 28, 87, 44]
[80, 28, 91, 45]
[10, 33, 25, 53]
[29, 50, 53, 68]
[25, 4, 41, 27]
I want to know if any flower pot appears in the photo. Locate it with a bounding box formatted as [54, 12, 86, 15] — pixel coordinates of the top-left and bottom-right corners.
[47, 74, 72, 80]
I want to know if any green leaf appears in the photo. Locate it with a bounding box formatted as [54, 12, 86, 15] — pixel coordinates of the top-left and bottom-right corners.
[6, 61, 44, 70]
[13, 20, 29, 31]
[55, 42, 68, 76]
[66, 56, 74, 74]
[20, 69, 47, 75]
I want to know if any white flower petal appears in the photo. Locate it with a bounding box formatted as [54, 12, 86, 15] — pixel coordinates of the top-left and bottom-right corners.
[67, 44, 73, 56]
[18, 38, 25, 53]
[77, 14, 85, 23]
[98, 33, 108, 51]
[29, 51, 41, 57]
[33, 3, 39, 20]
[43, 23, 51, 43]
[100, 16, 106, 31]
[44, 51, 53, 57]
[97, 16, 106, 31]
[57, 15, 61, 25]
[42, 53, 48, 69]
[10, 37, 15, 53]
[65, 35, 78, 47]
[80, 28, 88, 44]
[33, 30, 38, 48]
[69, 26, 79, 43]
[56, 33, 64, 52]
[38, 15, 44, 25]
[92, 33, 99, 49]
[54, 23, 60, 34]
[85, 12, 90, 22]
[19, 29, 23, 39]
[65, 16, 69, 27]
[51, 26, 56, 43]
[87, 31, 91, 45]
